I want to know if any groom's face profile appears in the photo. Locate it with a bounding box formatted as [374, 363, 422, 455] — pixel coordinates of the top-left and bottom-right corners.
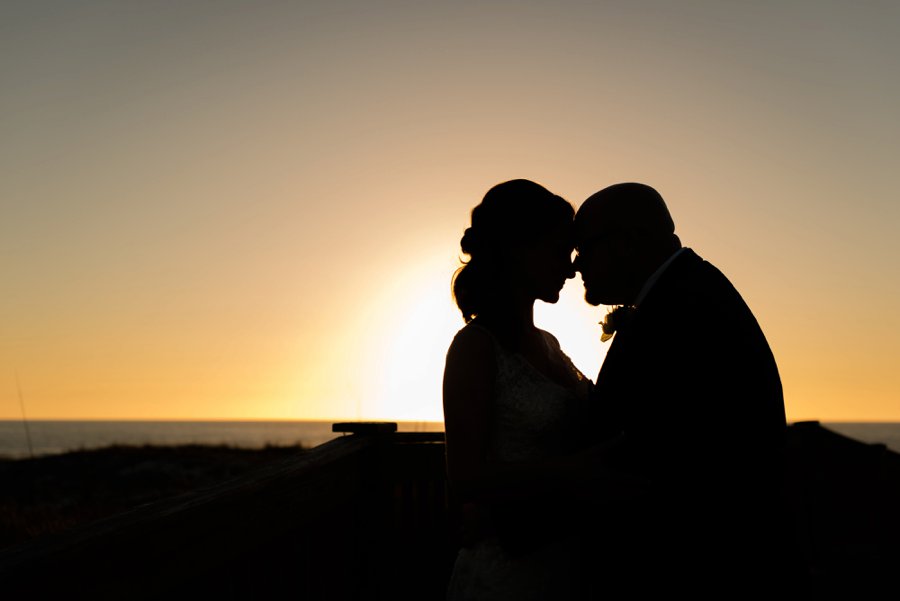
[573, 196, 627, 305]
[573, 227, 630, 306]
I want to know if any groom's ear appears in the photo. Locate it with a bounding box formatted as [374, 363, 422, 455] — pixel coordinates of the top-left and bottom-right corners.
[608, 230, 637, 258]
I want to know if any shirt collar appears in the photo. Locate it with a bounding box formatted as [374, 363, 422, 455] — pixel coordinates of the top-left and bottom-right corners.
[633, 247, 686, 308]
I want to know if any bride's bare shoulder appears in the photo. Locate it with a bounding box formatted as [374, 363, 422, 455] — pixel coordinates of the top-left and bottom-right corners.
[448, 321, 495, 351]
[444, 323, 497, 417]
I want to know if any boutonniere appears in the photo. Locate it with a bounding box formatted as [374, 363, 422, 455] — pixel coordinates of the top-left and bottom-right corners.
[600, 305, 635, 342]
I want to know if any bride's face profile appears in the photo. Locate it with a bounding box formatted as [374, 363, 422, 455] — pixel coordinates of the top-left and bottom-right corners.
[505, 220, 575, 304]
[452, 179, 575, 323]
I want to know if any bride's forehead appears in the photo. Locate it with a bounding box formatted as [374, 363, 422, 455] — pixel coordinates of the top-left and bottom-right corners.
[527, 218, 572, 239]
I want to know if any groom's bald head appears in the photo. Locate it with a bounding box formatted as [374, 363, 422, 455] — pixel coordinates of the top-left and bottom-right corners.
[574, 183, 681, 306]
[576, 183, 675, 239]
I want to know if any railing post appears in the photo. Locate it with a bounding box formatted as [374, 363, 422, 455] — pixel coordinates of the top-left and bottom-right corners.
[330, 421, 452, 600]
[332, 422, 399, 436]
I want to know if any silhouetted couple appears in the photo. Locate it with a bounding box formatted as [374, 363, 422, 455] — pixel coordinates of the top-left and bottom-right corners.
[443, 180, 795, 599]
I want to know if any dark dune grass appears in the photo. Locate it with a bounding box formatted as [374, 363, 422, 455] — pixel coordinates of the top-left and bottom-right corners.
[0, 444, 307, 549]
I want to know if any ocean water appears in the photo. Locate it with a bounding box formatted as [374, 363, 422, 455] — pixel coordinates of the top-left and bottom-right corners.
[0, 420, 897, 459]
[0, 420, 444, 459]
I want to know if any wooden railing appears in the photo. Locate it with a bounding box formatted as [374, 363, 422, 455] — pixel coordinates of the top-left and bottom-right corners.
[786, 421, 900, 599]
[0, 424, 455, 600]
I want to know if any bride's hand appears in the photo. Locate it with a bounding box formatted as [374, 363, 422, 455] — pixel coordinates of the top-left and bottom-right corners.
[568, 434, 651, 502]
[457, 502, 492, 547]
[569, 430, 626, 473]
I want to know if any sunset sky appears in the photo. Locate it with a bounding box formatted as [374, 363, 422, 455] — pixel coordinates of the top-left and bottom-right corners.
[3, 1, 898, 422]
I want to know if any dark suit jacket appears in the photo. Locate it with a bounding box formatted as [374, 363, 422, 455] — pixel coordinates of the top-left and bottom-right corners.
[588, 248, 788, 594]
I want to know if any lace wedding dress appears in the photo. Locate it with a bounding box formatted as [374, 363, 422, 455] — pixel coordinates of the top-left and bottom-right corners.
[446, 323, 591, 601]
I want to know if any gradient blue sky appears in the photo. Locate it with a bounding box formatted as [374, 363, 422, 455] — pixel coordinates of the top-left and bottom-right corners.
[2, 1, 898, 421]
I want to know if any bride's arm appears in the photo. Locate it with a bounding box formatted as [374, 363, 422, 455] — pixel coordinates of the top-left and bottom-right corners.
[442, 325, 498, 503]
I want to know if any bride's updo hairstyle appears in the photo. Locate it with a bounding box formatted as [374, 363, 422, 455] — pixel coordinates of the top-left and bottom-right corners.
[453, 179, 574, 323]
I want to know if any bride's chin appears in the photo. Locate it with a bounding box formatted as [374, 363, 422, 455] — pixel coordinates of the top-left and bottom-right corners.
[540, 291, 562, 304]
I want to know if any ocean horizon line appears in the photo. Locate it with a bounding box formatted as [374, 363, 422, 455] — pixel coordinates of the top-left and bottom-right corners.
[2, 420, 898, 460]
[0, 418, 446, 424]
[2, 418, 898, 424]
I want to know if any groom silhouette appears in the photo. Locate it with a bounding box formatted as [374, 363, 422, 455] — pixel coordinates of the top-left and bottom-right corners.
[574, 183, 791, 597]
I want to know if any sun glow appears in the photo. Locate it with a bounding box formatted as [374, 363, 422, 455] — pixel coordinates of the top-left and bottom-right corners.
[358, 258, 608, 423]
[535, 276, 609, 382]
[360, 253, 463, 422]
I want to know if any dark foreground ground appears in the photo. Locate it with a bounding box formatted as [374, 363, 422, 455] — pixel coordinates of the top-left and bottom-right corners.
[0, 425, 899, 600]
[0, 444, 306, 549]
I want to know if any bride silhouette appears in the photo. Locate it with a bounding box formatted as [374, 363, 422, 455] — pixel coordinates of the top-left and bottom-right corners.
[443, 179, 593, 600]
